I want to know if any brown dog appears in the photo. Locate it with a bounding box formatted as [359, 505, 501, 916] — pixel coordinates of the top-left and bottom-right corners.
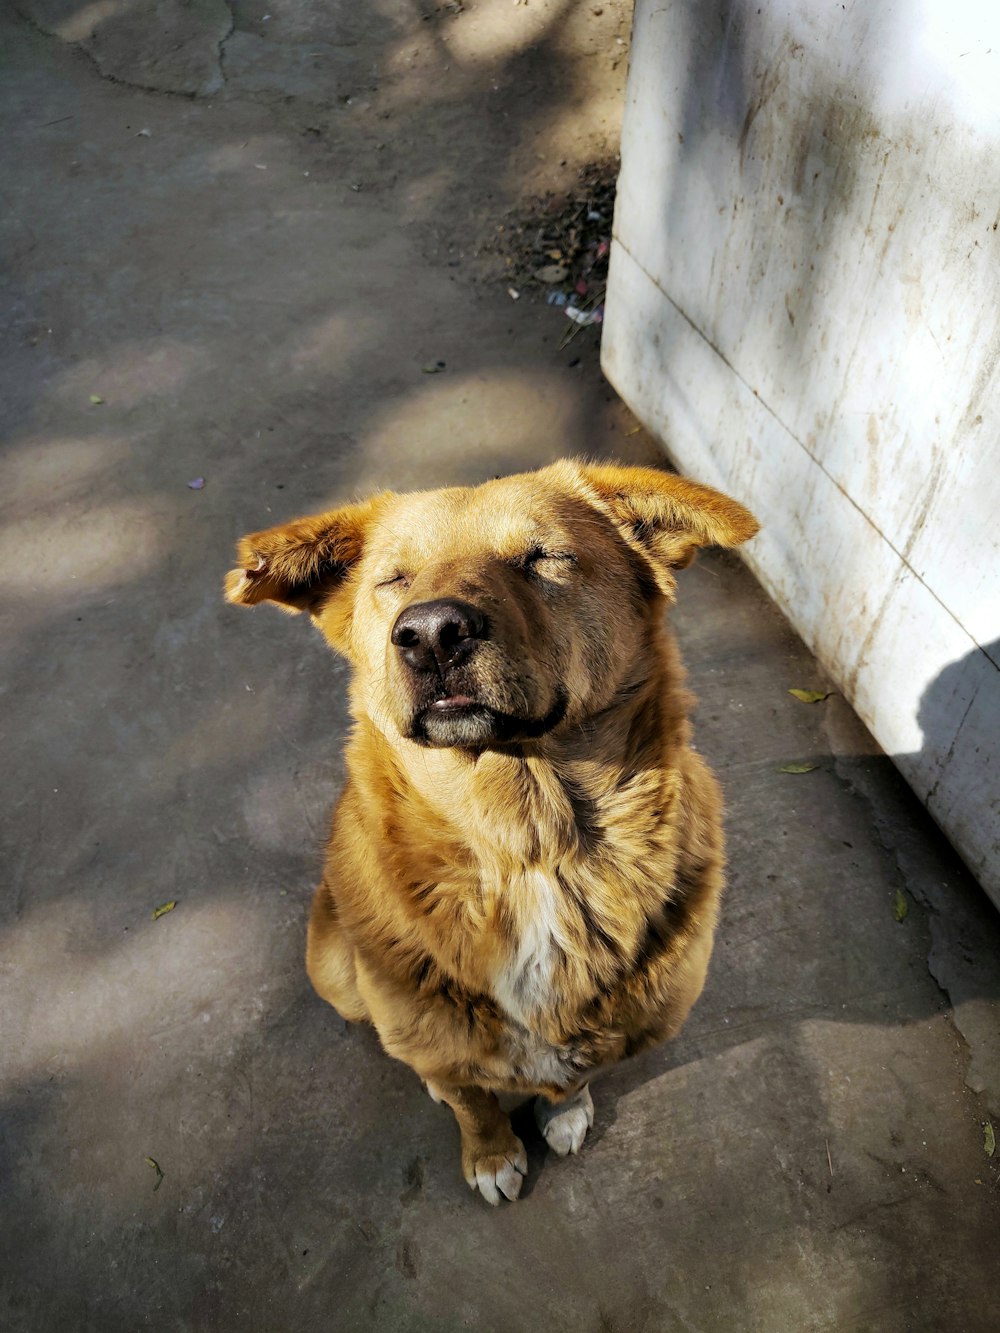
[226, 460, 758, 1203]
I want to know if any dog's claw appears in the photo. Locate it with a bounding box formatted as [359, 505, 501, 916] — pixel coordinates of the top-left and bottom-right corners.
[466, 1139, 528, 1205]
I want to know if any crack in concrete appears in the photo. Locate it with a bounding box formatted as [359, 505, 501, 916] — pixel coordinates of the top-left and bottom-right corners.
[217, 0, 236, 87]
[12, 2, 230, 101]
[13, 6, 197, 99]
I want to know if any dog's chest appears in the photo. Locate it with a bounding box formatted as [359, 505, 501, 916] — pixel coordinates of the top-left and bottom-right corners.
[489, 866, 567, 1028]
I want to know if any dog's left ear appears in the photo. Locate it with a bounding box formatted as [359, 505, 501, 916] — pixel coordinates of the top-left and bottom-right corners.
[224, 492, 391, 618]
[578, 462, 759, 588]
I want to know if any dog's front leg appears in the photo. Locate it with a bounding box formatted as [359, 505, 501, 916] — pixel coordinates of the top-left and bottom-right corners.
[426, 1081, 527, 1205]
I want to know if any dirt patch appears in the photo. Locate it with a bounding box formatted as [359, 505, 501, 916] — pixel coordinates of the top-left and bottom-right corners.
[488, 157, 617, 291]
[483, 156, 618, 345]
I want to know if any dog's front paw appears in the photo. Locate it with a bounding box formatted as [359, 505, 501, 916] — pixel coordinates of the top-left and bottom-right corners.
[534, 1084, 594, 1156]
[462, 1135, 528, 1205]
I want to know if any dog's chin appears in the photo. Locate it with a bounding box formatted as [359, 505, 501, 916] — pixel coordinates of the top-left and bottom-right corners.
[407, 690, 568, 750]
[412, 702, 500, 748]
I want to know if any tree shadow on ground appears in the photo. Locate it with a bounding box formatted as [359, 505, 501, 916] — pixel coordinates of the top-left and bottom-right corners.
[2, 3, 999, 1331]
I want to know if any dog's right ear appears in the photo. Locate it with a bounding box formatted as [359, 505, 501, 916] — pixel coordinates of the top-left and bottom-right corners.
[224, 492, 392, 618]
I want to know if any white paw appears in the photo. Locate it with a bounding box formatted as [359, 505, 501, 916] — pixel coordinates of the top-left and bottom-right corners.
[466, 1139, 528, 1205]
[535, 1085, 594, 1157]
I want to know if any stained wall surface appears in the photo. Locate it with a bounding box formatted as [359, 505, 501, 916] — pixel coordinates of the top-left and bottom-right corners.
[603, 0, 1000, 905]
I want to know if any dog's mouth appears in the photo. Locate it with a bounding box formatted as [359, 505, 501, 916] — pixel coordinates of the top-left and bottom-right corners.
[409, 689, 568, 749]
[430, 694, 478, 711]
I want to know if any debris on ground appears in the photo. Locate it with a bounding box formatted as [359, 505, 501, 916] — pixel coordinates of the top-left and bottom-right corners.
[420, 0, 465, 19]
[186, 477, 205, 490]
[421, 360, 446, 373]
[535, 264, 567, 285]
[985, 1121, 996, 1157]
[893, 888, 909, 923]
[89, 394, 103, 405]
[486, 158, 618, 340]
[778, 762, 818, 774]
[565, 304, 603, 327]
[152, 900, 177, 920]
[788, 688, 832, 704]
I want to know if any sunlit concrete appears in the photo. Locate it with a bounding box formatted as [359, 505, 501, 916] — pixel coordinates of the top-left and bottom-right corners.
[1, 3, 998, 1330]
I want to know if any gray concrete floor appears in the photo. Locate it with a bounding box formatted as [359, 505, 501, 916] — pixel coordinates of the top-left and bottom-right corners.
[2, 3, 999, 1330]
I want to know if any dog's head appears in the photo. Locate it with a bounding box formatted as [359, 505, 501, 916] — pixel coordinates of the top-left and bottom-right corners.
[225, 461, 758, 749]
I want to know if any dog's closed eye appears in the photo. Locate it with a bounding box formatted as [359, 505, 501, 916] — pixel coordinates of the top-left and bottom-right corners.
[375, 572, 411, 591]
[520, 547, 578, 576]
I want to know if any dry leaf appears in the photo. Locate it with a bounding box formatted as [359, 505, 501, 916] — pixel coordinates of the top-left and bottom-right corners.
[152, 900, 177, 921]
[535, 263, 568, 284]
[985, 1121, 996, 1158]
[778, 762, 818, 774]
[892, 888, 908, 923]
[89, 394, 104, 405]
[145, 1156, 165, 1191]
[788, 688, 831, 704]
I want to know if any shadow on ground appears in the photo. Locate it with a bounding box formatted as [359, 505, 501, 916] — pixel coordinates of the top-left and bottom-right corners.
[1, 3, 998, 1330]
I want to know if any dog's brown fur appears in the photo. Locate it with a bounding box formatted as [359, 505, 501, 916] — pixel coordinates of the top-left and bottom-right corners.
[226, 460, 758, 1202]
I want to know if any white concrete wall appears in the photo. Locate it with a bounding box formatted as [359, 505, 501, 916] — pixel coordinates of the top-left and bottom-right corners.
[603, 0, 1000, 904]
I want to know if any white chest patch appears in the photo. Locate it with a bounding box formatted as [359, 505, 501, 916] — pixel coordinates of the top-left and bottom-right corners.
[491, 867, 567, 1027]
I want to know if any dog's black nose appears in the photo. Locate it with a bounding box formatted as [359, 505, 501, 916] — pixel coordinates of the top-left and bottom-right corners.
[391, 598, 488, 674]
